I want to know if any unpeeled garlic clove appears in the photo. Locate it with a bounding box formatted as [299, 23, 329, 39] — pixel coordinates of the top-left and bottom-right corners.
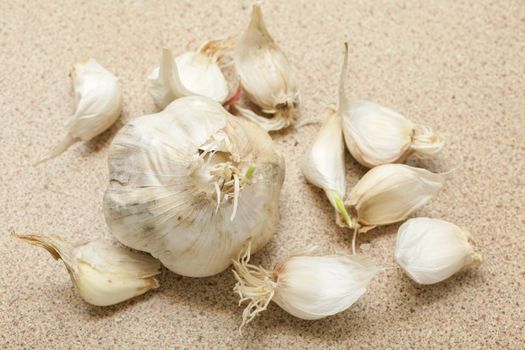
[302, 44, 350, 228]
[35, 59, 123, 165]
[395, 217, 482, 284]
[232, 243, 378, 329]
[148, 45, 229, 109]
[233, 5, 298, 131]
[346, 164, 446, 230]
[341, 100, 444, 168]
[13, 232, 160, 306]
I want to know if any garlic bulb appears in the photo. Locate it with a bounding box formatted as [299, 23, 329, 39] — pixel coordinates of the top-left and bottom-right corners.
[302, 44, 349, 228]
[232, 243, 378, 329]
[346, 164, 446, 230]
[395, 218, 482, 284]
[341, 100, 444, 168]
[13, 232, 160, 306]
[103, 96, 285, 277]
[36, 59, 123, 165]
[148, 45, 229, 109]
[233, 5, 298, 131]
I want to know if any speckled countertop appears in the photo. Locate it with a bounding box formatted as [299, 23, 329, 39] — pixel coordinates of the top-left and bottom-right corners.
[1, 0, 524, 349]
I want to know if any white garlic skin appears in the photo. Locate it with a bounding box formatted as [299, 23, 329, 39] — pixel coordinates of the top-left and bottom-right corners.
[272, 254, 378, 320]
[395, 218, 482, 284]
[148, 48, 228, 109]
[14, 234, 160, 306]
[347, 164, 446, 228]
[69, 59, 123, 140]
[301, 107, 346, 207]
[176, 52, 228, 103]
[36, 59, 122, 164]
[104, 96, 285, 277]
[341, 101, 444, 168]
[234, 5, 298, 117]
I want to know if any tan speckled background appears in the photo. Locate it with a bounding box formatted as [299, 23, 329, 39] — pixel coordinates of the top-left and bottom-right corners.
[1, 0, 524, 349]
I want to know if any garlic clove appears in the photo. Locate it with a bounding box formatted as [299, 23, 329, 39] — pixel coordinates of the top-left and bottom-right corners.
[13, 232, 160, 306]
[176, 52, 229, 103]
[395, 217, 482, 284]
[232, 242, 378, 329]
[148, 48, 194, 109]
[302, 43, 349, 228]
[233, 5, 298, 130]
[341, 100, 444, 168]
[302, 107, 347, 225]
[35, 59, 123, 165]
[347, 164, 446, 228]
[104, 96, 285, 277]
[148, 47, 229, 110]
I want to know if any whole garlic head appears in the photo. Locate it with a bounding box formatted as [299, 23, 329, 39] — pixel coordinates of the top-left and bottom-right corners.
[14, 233, 160, 306]
[234, 5, 298, 131]
[103, 96, 285, 277]
[36, 59, 123, 164]
[347, 164, 446, 230]
[341, 101, 444, 168]
[395, 217, 482, 284]
[232, 244, 378, 329]
[148, 47, 229, 109]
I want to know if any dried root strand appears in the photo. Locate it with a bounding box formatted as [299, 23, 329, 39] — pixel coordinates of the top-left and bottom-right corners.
[232, 241, 277, 331]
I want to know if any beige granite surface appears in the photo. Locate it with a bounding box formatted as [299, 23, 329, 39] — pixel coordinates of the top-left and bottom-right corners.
[1, 0, 524, 349]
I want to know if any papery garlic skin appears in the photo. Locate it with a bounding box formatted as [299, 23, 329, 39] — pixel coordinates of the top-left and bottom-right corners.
[341, 101, 444, 168]
[103, 96, 285, 277]
[395, 218, 482, 284]
[14, 233, 160, 306]
[234, 5, 298, 130]
[36, 59, 123, 164]
[347, 164, 446, 229]
[148, 48, 228, 109]
[232, 244, 378, 328]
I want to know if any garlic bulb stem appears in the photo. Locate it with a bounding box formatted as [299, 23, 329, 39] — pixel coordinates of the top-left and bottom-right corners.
[326, 189, 354, 230]
[245, 164, 256, 180]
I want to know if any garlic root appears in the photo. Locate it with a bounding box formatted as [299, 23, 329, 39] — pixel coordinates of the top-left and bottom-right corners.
[232, 242, 378, 330]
